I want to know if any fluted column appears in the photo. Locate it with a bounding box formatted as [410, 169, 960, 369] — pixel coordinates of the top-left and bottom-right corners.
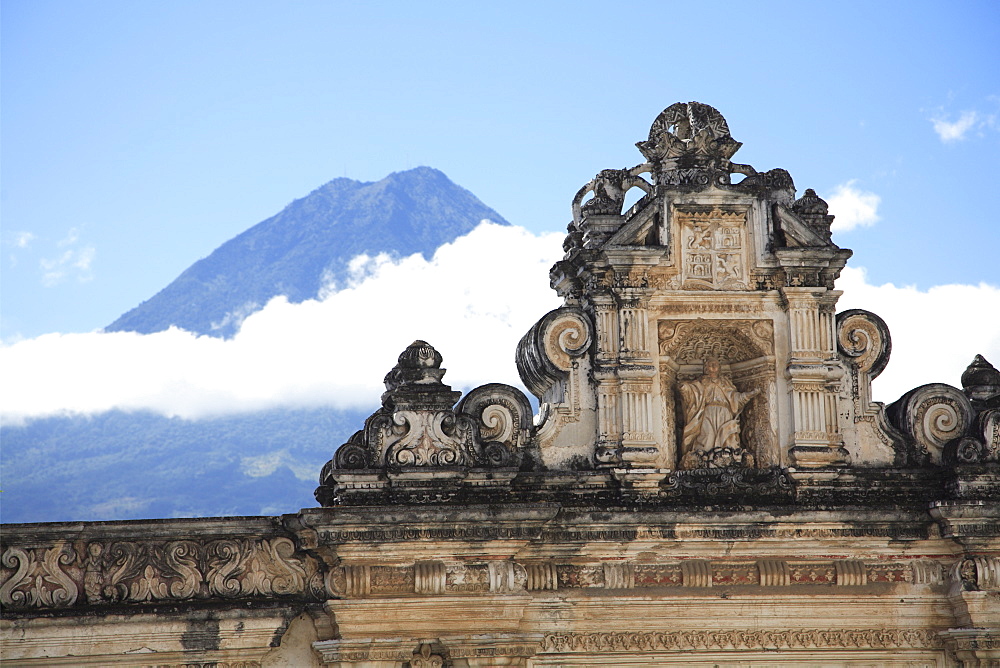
[783, 287, 849, 467]
[616, 292, 659, 467]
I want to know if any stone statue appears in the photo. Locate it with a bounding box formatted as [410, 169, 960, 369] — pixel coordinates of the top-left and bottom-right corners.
[678, 357, 759, 469]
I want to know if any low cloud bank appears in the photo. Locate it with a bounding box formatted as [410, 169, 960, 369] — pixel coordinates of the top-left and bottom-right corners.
[835, 267, 1000, 402]
[1, 223, 563, 424]
[2, 223, 997, 425]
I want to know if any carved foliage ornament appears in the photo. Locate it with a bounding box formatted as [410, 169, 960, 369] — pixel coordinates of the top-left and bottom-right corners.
[1, 537, 323, 610]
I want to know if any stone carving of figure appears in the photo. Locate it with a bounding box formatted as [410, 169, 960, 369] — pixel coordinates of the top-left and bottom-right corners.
[678, 357, 759, 469]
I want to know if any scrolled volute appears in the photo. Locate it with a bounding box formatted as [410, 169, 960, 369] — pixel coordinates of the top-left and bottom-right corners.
[331, 429, 371, 471]
[457, 383, 534, 468]
[836, 309, 891, 379]
[888, 383, 974, 465]
[516, 307, 592, 401]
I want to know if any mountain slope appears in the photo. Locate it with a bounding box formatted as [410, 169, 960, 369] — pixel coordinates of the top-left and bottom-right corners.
[0, 408, 369, 523]
[106, 167, 509, 337]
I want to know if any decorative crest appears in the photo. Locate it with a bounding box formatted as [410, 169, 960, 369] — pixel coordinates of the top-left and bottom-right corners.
[317, 341, 533, 504]
[637, 101, 743, 177]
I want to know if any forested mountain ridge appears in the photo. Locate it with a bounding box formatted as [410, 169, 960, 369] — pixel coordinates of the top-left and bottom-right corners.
[1, 167, 513, 524]
[1, 408, 369, 523]
[105, 167, 509, 337]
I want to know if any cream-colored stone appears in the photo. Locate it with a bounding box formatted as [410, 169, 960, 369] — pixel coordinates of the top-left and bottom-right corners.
[5, 101, 998, 667]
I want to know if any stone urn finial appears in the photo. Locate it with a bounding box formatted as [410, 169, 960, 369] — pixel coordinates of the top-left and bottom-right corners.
[961, 354, 1000, 404]
[383, 340, 449, 395]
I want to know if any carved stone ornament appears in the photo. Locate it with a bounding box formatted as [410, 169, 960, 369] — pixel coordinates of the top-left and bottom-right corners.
[316, 341, 533, 504]
[678, 357, 759, 469]
[571, 167, 653, 226]
[944, 355, 1000, 465]
[675, 208, 750, 290]
[541, 629, 943, 653]
[515, 307, 592, 401]
[1, 536, 325, 611]
[888, 382, 976, 465]
[636, 101, 743, 185]
[410, 642, 445, 668]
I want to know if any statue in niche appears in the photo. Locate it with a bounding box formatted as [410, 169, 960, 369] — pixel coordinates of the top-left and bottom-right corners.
[679, 357, 759, 469]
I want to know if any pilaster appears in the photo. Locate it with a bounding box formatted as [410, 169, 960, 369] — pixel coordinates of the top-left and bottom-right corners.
[783, 287, 850, 467]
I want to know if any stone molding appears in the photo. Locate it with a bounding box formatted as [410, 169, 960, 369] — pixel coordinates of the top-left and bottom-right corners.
[5, 529, 974, 612]
[138, 664, 260, 668]
[540, 628, 944, 652]
[321, 557, 950, 598]
[313, 634, 544, 665]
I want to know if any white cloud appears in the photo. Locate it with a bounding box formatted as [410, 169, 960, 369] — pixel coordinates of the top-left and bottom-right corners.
[836, 266, 1000, 403]
[825, 181, 880, 232]
[1, 223, 564, 424]
[932, 110, 980, 142]
[2, 222, 996, 426]
[13, 232, 35, 249]
[57, 228, 80, 247]
[39, 228, 96, 286]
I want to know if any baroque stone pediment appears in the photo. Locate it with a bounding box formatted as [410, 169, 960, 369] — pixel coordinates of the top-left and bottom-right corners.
[4, 101, 999, 668]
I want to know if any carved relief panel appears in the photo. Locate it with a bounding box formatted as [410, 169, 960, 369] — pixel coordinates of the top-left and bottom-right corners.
[659, 319, 777, 468]
[674, 208, 751, 291]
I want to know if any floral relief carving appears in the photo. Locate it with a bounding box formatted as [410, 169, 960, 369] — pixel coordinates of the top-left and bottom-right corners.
[1, 536, 322, 610]
[0, 543, 79, 609]
[410, 643, 445, 668]
[634, 564, 682, 586]
[788, 563, 836, 584]
[541, 629, 942, 652]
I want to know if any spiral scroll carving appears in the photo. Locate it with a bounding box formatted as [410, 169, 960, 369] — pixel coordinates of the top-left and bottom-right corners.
[516, 307, 593, 400]
[888, 383, 974, 464]
[458, 383, 534, 467]
[836, 309, 891, 379]
[333, 431, 370, 470]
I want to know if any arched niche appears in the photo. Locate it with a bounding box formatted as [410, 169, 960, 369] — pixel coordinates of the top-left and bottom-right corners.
[658, 319, 778, 468]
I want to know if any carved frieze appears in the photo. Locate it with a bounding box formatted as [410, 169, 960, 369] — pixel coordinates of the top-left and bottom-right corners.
[6, 544, 955, 611]
[1, 536, 324, 611]
[634, 564, 682, 586]
[542, 629, 943, 653]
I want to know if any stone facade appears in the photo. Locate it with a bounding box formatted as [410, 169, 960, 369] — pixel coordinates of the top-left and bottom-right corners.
[4, 102, 998, 667]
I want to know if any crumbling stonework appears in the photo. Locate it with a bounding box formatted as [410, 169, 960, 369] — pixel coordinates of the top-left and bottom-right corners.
[4, 102, 998, 666]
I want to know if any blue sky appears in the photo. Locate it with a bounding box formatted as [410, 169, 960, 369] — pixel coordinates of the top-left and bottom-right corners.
[2, 1, 999, 419]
